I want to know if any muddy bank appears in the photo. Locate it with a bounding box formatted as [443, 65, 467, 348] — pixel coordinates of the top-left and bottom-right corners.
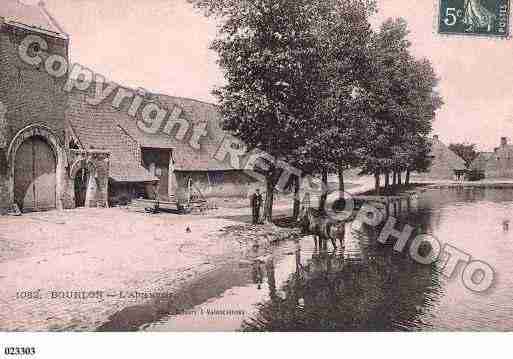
[0, 206, 301, 331]
[97, 223, 302, 331]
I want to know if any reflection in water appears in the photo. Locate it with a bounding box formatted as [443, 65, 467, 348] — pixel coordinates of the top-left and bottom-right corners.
[137, 187, 513, 332]
[243, 223, 441, 331]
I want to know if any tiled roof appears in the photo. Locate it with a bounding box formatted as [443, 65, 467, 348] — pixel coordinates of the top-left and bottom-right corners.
[119, 123, 176, 149]
[430, 137, 467, 170]
[150, 94, 244, 171]
[66, 86, 245, 181]
[0, 0, 66, 37]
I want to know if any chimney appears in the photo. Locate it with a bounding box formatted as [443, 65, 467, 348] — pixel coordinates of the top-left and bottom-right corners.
[501, 137, 508, 147]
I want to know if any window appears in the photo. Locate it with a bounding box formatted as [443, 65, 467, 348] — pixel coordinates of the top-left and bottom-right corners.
[208, 171, 224, 185]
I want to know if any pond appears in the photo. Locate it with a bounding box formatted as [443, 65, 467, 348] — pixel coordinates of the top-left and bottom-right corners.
[110, 187, 513, 331]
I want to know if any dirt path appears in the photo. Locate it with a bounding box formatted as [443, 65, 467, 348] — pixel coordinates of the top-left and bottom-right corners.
[0, 178, 375, 331]
[0, 206, 300, 331]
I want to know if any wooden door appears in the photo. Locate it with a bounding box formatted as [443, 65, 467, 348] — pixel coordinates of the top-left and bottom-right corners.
[14, 137, 56, 212]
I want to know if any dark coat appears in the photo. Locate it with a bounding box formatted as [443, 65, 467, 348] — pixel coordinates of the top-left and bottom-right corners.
[250, 193, 263, 209]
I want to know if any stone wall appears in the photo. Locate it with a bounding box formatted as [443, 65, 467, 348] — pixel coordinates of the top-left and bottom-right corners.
[174, 170, 257, 201]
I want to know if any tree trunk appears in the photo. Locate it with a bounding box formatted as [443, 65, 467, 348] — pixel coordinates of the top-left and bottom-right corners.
[319, 170, 329, 212]
[384, 171, 390, 191]
[293, 175, 301, 220]
[398, 172, 403, 186]
[264, 176, 275, 223]
[393, 171, 397, 187]
[374, 172, 381, 195]
[405, 169, 411, 186]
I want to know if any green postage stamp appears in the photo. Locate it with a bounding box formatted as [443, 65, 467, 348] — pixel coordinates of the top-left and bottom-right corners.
[439, 0, 510, 37]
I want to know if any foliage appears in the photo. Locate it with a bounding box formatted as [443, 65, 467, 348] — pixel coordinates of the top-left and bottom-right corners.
[449, 143, 479, 168]
[356, 19, 442, 180]
[188, 0, 444, 212]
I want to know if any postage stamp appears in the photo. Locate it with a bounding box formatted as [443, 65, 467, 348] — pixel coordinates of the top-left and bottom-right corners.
[438, 0, 510, 37]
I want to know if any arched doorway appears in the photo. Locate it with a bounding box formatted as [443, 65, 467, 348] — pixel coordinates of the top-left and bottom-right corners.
[13, 136, 56, 212]
[74, 167, 90, 208]
[70, 158, 97, 209]
[8, 124, 68, 212]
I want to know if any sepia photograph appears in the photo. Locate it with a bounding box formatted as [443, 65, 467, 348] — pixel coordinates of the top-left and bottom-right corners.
[0, 0, 512, 354]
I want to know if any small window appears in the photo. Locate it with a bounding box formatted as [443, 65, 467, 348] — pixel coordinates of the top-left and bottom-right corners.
[208, 172, 224, 185]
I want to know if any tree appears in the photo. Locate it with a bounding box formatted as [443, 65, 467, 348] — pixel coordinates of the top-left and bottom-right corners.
[190, 0, 332, 222]
[356, 18, 442, 194]
[190, 0, 377, 219]
[449, 143, 479, 169]
[296, 0, 375, 209]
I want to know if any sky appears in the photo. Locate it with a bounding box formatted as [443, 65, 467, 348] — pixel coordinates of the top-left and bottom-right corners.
[25, 0, 513, 151]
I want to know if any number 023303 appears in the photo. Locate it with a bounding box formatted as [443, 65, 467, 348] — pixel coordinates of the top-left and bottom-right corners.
[4, 347, 36, 356]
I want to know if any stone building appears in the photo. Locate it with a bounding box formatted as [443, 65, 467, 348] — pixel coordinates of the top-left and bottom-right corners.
[471, 137, 513, 178]
[67, 89, 256, 205]
[1, 0, 257, 213]
[470, 152, 493, 174]
[415, 135, 466, 180]
[0, 1, 110, 213]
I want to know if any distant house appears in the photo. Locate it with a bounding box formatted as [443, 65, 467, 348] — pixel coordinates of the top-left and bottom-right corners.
[415, 135, 466, 180]
[470, 152, 494, 172]
[471, 137, 513, 179]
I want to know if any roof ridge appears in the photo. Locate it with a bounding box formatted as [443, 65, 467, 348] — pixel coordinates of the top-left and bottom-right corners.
[151, 92, 219, 108]
[1, 0, 66, 38]
[78, 80, 219, 109]
[36, 1, 68, 38]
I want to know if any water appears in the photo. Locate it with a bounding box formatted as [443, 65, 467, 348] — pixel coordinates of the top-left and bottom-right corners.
[104, 187, 513, 331]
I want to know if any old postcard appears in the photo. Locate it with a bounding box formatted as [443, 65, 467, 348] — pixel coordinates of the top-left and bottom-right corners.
[1, 0, 513, 349]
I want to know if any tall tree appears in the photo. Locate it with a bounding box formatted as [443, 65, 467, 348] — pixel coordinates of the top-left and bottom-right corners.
[190, 0, 329, 222]
[190, 0, 376, 219]
[297, 0, 375, 209]
[356, 18, 442, 193]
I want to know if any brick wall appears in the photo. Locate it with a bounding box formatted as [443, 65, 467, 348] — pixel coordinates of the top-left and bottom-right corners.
[0, 23, 69, 142]
[0, 22, 69, 212]
[0, 149, 8, 213]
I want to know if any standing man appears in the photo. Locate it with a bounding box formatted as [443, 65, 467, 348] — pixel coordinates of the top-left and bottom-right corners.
[250, 188, 263, 225]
